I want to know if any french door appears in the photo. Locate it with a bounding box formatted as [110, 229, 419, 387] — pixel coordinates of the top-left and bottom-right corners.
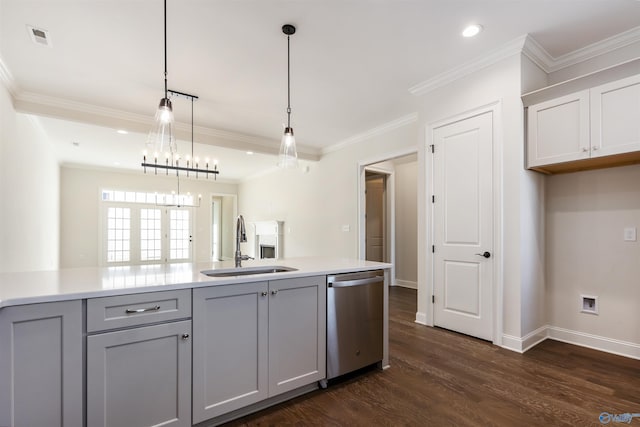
[104, 204, 193, 265]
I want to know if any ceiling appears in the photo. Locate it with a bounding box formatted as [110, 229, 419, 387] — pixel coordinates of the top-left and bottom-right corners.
[1, 0, 639, 181]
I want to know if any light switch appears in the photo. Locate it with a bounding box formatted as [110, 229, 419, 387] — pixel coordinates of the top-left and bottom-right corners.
[624, 227, 637, 242]
[341, 225, 350, 232]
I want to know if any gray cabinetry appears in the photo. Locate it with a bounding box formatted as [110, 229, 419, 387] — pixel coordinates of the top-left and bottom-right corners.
[192, 281, 269, 423]
[192, 275, 326, 423]
[268, 276, 326, 396]
[86, 290, 192, 427]
[0, 300, 83, 427]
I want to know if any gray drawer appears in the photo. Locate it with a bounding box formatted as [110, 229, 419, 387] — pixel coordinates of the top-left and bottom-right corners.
[87, 289, 191, 332]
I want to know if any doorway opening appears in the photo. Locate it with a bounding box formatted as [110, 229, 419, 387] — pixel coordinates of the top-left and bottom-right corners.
[210, 194, 237, 261]
[359, 151, 418, 291]
[365, 172, 387, 263]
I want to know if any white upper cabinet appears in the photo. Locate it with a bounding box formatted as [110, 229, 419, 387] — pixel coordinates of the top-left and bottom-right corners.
[527, 90, 590, 168]
[590, 74, 640, 158]
[527, 73, 640, 173]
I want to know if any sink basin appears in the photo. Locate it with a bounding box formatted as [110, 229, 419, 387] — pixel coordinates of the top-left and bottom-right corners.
[201, 266, 298, 278]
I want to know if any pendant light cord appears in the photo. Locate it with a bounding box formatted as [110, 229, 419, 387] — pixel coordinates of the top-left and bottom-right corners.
[163, 0, 168, 98]
[286, 34, 291, 128]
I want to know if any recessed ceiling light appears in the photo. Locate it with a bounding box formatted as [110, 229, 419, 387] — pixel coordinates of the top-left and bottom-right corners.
[462, 24, 483, 38]
[246, 151, 254, 155]
[116, 129, 128, 135]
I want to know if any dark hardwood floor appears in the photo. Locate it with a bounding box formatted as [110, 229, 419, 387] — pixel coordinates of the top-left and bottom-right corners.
[226, 287, 640, 426]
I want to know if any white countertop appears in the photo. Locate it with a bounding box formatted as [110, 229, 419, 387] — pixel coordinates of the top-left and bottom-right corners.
[0, 257, 391, 308]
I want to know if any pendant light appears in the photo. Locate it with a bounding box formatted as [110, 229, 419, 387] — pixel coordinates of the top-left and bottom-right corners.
[147, 0, 176, 156]
[278, 24, 298, 169]
[142, 89, 219, 179]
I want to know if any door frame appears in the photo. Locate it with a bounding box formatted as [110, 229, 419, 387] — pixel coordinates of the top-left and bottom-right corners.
[365, 169, 389, 263]
[422, 101, 504, 346]
[357, 147, 418, 288]
[208, 192, 237, 262]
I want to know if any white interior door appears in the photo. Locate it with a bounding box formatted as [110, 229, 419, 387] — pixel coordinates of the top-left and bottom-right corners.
[432, 111, 493, 341]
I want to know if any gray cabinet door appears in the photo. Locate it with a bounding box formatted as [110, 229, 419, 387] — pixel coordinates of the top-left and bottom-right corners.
[86, 320, 191, 427]
[192, 282, 268, 423]
[268, 276, 326, 396]
[0, 300, 83, 427]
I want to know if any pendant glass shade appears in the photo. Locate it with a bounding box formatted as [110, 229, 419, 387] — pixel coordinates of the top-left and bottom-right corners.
[278, 127, 298, 168]
[147, 97, 176, 155]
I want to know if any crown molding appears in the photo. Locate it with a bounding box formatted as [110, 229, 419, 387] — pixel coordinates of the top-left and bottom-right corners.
[409, 35, 528, 96]
[520, 34, 555, 73]
[547, 25, 640, 72]
[322, 112, 418, 155]
[410, 26, 640, 96]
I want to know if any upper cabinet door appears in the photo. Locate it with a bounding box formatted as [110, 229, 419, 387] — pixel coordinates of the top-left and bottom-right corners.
[527, 90, 590, 168]
[590, 74, 640, 158]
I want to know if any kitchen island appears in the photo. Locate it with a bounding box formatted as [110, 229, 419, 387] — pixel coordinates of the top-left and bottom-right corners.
[0, 257, 391, 427]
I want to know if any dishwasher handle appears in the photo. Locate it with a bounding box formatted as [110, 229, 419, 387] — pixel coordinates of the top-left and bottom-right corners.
[328, 276, 383, 288]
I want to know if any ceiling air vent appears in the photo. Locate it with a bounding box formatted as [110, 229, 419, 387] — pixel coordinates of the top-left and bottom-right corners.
[27, 25, 52, 47]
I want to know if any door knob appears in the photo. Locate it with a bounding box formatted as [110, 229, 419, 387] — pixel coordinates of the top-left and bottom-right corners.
[475, 251, 491, 258]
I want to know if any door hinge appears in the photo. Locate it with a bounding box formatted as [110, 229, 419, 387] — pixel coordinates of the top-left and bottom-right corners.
[432, 295, 435, 304]
[432, 245, 435, 253]
[432, 195, 435, 203]
[430, 144, 434, 153]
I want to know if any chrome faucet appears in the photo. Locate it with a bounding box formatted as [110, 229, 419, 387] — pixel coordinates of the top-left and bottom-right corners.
[235, 215, 253, 267]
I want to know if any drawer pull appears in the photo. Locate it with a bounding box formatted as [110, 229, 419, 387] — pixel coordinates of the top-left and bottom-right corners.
[125, 305, 161, 314]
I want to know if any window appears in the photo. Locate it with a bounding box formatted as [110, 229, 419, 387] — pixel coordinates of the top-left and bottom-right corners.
[140, 209, 162, 261]
[101, 190, 194, 266]
[106, 207, 130, 263]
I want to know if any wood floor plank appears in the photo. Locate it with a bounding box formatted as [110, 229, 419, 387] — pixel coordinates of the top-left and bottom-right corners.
[225, 287, 640, 426]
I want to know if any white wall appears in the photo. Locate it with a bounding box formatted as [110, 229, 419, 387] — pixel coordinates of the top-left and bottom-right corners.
[546, 165, 640, 346]
[415, 54, 546, 344]
[60, 166, 237, 268]
[0, 83, 60, 273]
[238, 122, 418, 259]
[394, 159, 417, 288]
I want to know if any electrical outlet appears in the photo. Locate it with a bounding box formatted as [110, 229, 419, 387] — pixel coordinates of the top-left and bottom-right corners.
[623, 227, 637, 242]
[341, 225, 350, 232]
[580, 295, 598, 315]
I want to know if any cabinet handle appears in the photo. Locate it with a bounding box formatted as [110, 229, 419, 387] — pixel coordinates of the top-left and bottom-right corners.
[271, 290, 278, 295]
[261, 292, 268, 297]
[125, 305, 160, 314]
[181, 333, 190, 340]
[592, 146, 599, 151]
[581, 147, 588, 152]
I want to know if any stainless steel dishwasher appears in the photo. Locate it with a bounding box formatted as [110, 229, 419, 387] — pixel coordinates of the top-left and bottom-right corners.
[326, 270, 384, 380]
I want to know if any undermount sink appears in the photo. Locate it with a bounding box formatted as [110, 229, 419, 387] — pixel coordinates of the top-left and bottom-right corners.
[201, 266, 298, 278]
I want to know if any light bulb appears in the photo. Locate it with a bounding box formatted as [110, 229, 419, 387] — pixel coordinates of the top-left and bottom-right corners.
[278, 127, 298, 168]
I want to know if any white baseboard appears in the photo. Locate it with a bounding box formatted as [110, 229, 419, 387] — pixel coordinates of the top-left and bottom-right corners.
[395, 280, 417, 289]
[547, 326, 640, 360]
[415, 311, 428, 325]
[501, 325, 640, 360]
[502, 325, 549, 353]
